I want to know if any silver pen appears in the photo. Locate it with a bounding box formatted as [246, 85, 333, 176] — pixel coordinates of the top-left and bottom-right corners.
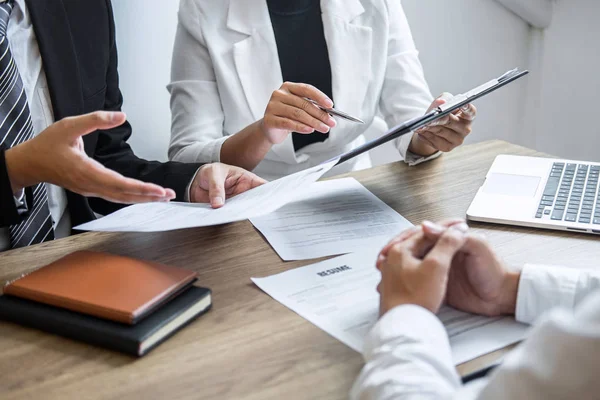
[303, 98, 365, 124]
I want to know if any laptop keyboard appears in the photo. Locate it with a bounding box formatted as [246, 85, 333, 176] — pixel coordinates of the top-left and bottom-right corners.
[536, 163, 600, 224]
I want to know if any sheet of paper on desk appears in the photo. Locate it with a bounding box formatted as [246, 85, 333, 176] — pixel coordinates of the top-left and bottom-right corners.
[75, 159, 339, 232]
[252, 250, 529, 365]
[249, 178, 413, 260]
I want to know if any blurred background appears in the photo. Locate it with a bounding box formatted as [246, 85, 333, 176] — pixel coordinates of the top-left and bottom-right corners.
[112, 0, 599, 167]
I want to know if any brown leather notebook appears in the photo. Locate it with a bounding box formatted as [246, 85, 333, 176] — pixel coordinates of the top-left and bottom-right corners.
[3, 251, 197, 325]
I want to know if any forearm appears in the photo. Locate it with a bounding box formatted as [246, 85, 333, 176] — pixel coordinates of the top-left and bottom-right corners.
[515, 264, 600, 325]
[354, 284, 600, 400]
[478, 292, 600, 399]
[351, 305, 462, 400]
[220, 120, 273, 171]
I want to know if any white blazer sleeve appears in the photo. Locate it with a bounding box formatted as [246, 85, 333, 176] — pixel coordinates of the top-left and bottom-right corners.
[515, 264, 600, 324]
[350, 305, 463, 400]
[168, 0, 228, 164]
[378, 1, 438, 164]
[351, 264, 600, 400]
[478, 292, 600, 399]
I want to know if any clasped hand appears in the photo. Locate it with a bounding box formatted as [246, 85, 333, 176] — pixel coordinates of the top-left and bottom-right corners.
[376, 220, 519, 317]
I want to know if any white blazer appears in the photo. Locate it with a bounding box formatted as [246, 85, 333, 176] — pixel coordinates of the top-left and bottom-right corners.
[169, 0, 436, 181]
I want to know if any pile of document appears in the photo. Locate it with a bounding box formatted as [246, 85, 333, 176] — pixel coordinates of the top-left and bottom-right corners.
[77, 163, 528, 365]
[76, 163, 413, 262]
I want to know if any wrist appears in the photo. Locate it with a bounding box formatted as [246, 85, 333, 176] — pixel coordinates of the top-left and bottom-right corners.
[252, 119, 276, 153]
[409, 133, 438, 157]
[381, 296, 439, 317]
[499, 270, 521, 315]
[257, 119, 276, 145]
[187, 165, 206, 203]
[4, 143, 37, 194]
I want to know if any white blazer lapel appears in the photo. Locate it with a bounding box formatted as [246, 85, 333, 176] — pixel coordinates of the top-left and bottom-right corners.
[227, 0, 298, 163]
[321, 0, 372, 127]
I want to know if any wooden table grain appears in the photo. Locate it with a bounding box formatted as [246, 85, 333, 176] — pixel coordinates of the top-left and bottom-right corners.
[1, 140, 598, 400]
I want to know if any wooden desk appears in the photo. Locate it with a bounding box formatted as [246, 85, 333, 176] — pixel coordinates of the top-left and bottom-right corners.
[0, 140, 598, 400]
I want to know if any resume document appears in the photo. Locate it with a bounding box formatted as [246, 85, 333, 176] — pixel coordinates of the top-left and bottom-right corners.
[252, 250, 529, 365]
[250, 178, 413, 260]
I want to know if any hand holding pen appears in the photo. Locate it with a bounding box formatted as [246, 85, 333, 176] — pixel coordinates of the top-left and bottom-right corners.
[260, 82, 362, 145]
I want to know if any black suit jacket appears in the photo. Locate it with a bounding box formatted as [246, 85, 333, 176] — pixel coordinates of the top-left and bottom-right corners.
[0, 0, 201, 230]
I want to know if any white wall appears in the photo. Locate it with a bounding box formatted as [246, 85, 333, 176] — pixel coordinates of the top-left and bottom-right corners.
[496, 0, 553, 28]
[112, 0, 178, 162]
[112, 0, 531, 165]
[370, 0, 531, 164]
[528, 0, 600, 162]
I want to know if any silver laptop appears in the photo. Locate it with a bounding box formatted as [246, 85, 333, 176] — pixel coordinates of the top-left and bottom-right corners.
[467, 155, 600, 235]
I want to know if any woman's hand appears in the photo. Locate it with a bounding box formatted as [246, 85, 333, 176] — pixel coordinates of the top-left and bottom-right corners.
[408, 93, 477, 157]
[260, 82, 337, 144]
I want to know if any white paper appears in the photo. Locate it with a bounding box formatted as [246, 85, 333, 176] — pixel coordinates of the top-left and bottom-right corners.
[252, 250, 529, 365]
[249, 178, 413, 261]
[75, 159, 339, 232]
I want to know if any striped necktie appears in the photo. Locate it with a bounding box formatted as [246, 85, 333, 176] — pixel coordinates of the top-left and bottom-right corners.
[0, 1, 54, 248]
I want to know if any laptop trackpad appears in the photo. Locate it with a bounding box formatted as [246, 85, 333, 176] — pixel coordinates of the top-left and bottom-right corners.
[483, 173, 541, 197]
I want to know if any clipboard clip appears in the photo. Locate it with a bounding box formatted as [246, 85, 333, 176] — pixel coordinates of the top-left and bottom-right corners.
[437, 68, 523, 113]
[498, 68, 521, 82]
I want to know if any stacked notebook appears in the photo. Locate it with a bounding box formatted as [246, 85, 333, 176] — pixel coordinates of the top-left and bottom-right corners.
[0, 251, 211, 356]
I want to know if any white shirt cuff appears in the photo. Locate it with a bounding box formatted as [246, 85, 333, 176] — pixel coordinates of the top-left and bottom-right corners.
[14, 190, 25, 205]
[404, 148, 443, 166]
[364, 305, 453, 366]
[14, 189, 28, 215]
[516, 264, 580, 325]
[184, 166, 203, 202]
[396, 131, 443, 166]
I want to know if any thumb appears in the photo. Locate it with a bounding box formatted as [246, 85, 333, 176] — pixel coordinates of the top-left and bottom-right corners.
[202, 164, 227, 208]
[424, 93, 454, 127]
[60, 111, 127, 141]
[427, 92, 453, 112]
[424, 226, 467, 268]
[460, 232, 491, 257]
[427, 98, 446, 114]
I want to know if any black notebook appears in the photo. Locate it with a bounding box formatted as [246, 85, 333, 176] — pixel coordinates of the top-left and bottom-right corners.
[0, 286, 211, 356]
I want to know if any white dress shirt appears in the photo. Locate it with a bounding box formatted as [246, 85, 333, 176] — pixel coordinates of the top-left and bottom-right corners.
[351, 264, 600, 399]
[0, 0, 70, 252]
[168, 0, 440, 181]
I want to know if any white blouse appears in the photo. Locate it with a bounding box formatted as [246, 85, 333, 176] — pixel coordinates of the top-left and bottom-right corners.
[168, 0, 438, 181]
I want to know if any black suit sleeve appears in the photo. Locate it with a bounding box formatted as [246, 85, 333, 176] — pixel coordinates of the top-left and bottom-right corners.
[87, 0, 203, 216]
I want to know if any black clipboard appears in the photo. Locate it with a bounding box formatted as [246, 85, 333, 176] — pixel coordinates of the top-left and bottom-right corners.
[336, 68, 529, 165]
